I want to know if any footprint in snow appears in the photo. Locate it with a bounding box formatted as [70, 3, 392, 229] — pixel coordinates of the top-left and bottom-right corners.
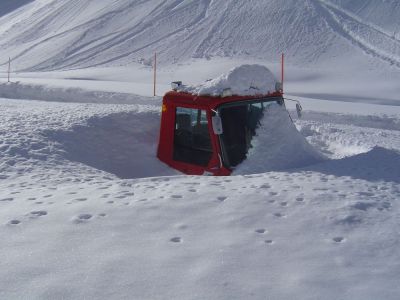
[0, 197, 13, 202]
[8, 219, 21, 225]
[332, 237, 345, 243]
[217, 196, 227, 202]
[29, 211, 47, 218]
[274, 212, 286, 218]
[170, 237, 182, 243]
[75, 198, 87, 202]
[171, 195, 183, 199]
[79, 214, 93, 220]
[255, 229, 267, 234]
[264, 240, 274, 245]
[296, 197, 304, 202]
[74, 214, 93, 223]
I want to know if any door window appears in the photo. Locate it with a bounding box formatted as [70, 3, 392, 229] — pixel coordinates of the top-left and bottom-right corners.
[173, 108, 213, 166]
[218, 98, 283, 168]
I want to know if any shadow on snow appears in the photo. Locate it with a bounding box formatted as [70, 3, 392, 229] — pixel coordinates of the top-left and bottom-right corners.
[303, 146, 400, 184]
[45, 111, 176, 179]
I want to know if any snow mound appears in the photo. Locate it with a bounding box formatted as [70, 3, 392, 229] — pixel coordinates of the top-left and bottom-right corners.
[183, 64, 277, 96]
[235, 104, 325, 174]
[0, 81, 156, 105]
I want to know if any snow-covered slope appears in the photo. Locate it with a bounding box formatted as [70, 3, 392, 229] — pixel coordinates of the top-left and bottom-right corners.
[0, 0, 399, 71]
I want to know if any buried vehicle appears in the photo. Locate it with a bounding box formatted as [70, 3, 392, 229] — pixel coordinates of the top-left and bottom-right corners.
[157, 64, 301, 176]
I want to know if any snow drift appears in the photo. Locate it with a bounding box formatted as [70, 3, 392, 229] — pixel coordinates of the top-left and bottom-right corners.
[235, 104, 325, 174]
[182, 64, 277, 96]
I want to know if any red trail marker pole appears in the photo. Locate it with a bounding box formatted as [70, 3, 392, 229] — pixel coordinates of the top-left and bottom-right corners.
[281, 53, 284, 94]
[153, 52, 157, 96]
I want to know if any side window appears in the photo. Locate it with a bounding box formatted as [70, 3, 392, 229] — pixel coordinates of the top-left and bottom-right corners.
[173, 107, 213, 166]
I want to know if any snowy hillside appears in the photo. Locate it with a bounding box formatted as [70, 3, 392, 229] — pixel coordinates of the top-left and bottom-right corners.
[1, 1, 400, 299]
[0, 0, 399, 71]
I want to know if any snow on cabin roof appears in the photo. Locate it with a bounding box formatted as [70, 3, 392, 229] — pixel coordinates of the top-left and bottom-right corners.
[179, 64, 278, 97]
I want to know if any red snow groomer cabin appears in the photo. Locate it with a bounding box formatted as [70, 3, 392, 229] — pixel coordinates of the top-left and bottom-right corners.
[157, 81, 285, 176]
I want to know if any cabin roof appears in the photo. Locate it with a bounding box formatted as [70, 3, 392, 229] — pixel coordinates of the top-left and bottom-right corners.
[163, 90, 283, 108]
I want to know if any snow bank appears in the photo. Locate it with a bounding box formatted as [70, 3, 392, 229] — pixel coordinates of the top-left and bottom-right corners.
[0, 81, 156, 104]
[235, 104, 325, 174]
[0, 98, 176, 180]
[182, 64, 277, 96]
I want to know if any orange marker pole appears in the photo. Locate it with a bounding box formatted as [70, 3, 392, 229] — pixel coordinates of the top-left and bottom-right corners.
[153, 52, 157, 96]
[281, 53, 284, 93]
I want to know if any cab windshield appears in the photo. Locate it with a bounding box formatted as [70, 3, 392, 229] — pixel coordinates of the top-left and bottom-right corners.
[217, 97, 284, 168]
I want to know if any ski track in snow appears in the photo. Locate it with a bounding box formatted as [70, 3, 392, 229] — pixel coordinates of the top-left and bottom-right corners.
[314, 0, 400, 67]
[0, 0, 399, 71]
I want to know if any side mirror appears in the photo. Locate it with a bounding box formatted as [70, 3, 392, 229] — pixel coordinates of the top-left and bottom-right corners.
[296, 103, 303, 118]
[212, 115, 223, 135]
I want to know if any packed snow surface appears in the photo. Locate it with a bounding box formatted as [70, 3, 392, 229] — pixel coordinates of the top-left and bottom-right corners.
[182, 64, 277, 96]
[235, 104, 325, 174]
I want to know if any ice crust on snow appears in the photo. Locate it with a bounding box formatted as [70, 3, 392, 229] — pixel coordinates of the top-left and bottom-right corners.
[235, 104, 325, 174]
[181, 64, 277, 96]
